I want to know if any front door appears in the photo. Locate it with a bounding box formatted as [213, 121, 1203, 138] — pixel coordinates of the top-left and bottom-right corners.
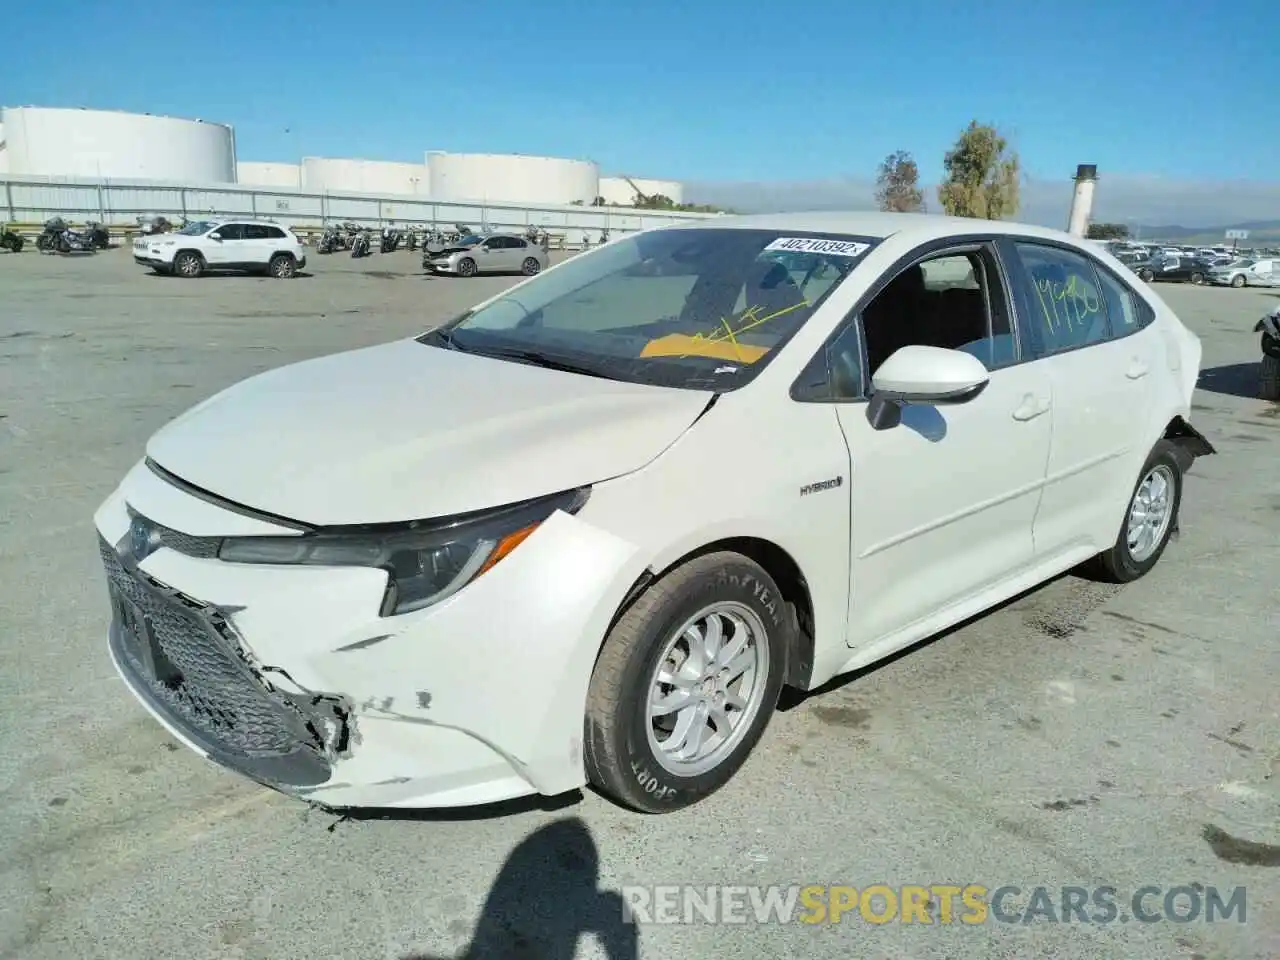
[206, 223, 246, 266]
[832, 243, 1053, 647]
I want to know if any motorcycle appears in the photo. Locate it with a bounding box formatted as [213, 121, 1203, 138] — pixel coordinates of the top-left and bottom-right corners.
[350, 229, 372, 258]
[84, 221, 111, 249]
[316, 226, 341, 254]
[1256, 306, 1280, 401]
[37, 218, 94, 253]
[379, 227, 402, 253]
[136, 214, 173, 236]
[1, 226, 23, 252]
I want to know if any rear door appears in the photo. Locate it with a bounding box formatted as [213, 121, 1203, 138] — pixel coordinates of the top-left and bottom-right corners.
[1001, 239, 1158, 559]
[242, 224, 273, 265]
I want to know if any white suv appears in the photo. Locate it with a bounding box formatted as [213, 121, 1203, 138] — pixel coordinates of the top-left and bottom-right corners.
[133, 218, 307, 279]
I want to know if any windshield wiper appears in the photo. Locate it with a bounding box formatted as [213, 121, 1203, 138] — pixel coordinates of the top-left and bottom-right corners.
[477, 347, 613, 379]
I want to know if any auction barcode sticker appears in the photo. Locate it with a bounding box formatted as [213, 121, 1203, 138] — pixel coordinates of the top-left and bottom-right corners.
[764, 237, 871, 257]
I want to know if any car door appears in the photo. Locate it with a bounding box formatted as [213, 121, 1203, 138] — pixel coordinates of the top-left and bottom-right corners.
[476, 236, 505, 273]
[820, 242, 1053, 647]
[206, 223, 246, 266]
[242, 224, 272, 265]
[1000, 239, 1157, 559]
[1254, 259, 1276, 285]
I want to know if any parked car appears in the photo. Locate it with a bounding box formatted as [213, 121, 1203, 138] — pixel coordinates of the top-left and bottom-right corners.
[1135, 254, 1214, 284]
[133, 218, 306, 278]
[1208, 257, 1278, 288]
[1257, 305, 1280, 400]
[423, 231, 548, 277]
[94, 212, 1214, 814]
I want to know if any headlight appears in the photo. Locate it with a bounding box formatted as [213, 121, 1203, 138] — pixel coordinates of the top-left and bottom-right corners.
[216, 487, 589, 616]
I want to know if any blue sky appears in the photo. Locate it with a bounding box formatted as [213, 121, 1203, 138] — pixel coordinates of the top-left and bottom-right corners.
[7, 0, 1279, 223]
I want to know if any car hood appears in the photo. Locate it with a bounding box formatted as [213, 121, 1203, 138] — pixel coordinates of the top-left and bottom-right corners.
[428, 245, 476, 258]
[145, 339, 712, 526]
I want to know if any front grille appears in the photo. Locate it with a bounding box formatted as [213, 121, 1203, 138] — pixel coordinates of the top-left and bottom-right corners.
[101, 539, 335, 787]
[126, 509, 221, 559]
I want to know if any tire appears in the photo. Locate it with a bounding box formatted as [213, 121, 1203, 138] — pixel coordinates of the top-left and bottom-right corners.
[1260, 353, 1280, 402]
[584, 552, 790, 813]
[521, 257, 542, 277]
[1084, 441, 1183, 584]
[457, 257, 477, 278]
[1231, 274, 1246, 288]
[1190, 272, 1204, 285]
[1139, 268, 1154, 282]
[173, 251, 204, 278]
[269, 253, 297, 279]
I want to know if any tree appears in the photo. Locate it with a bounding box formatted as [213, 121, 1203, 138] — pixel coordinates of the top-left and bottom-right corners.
[874, 150, 925, 213]
[1087, 222, 1130, 240]
[937, 121, 1021, 219]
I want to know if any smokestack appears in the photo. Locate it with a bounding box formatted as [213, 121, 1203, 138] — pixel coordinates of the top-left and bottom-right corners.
[1067, 164, 1097, 238]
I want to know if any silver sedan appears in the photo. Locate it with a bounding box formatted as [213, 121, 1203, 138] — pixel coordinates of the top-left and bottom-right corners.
[423, 232, 549, 278]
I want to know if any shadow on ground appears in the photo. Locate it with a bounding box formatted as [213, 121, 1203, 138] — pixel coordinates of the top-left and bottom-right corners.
[399, 817, 638, 960]
[1198, 362, 1262, 400]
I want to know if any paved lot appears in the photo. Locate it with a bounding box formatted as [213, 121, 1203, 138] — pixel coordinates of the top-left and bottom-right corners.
[1, 248, 1277, 960]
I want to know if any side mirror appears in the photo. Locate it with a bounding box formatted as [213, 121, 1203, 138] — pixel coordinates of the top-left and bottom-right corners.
[866, 345, 990, 431]
[209, 233, 223, 241]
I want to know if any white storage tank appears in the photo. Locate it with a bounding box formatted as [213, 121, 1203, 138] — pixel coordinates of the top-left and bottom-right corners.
[598, 176, 685, 206]
[302, 157, 429, 195]
[238, 161, 301, 188]
[1, 106, 235, 182]
[427, 152, 598, 206]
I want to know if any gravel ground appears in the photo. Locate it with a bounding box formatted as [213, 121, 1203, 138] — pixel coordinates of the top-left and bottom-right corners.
[1, 248, 1277, 960]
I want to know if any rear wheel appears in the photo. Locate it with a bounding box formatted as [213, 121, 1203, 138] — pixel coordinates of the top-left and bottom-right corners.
[1190, 271, 1204, 285]
[521, 256, 541, 276]
[1260, 353, 1280, 402]
[1139, 267, 1154, 282]
[1084, 441, 1183, 583]
[584, 552, 789, 813]
[174, 251, 204, 278]
[458, 257, 477, 277]
[269, 253, 297, 279]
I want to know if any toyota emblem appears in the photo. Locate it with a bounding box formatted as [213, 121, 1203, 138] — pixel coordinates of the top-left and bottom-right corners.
[130, 516, 158, 560]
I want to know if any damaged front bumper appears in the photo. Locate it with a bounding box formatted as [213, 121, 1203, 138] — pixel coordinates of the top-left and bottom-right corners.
[94, 460, 646, 810]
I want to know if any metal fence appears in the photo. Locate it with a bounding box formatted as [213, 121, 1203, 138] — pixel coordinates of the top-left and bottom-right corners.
[0, 174, 719, 239]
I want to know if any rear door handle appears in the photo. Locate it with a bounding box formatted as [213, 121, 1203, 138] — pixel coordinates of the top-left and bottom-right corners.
[1126, 360, 1149, 380]
[1012, 395, 1051, 421]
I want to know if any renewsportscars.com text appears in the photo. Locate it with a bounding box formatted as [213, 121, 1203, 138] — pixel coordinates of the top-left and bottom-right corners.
[620, 884, 1247, 926]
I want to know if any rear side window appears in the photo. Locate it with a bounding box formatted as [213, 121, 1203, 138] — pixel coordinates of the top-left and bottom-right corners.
[265, 226, 287, 239]
[1092, 264, 1147, 333]
[244, 224, 269, 240]
[1012, 243, 1110, 354]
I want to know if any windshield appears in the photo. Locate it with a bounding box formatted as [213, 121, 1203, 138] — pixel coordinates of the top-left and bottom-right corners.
[178, 220, 217, 236]
[1228, 259, 1254, 268]
[427, 227, 877, 390]
[456, 234, 485, 247]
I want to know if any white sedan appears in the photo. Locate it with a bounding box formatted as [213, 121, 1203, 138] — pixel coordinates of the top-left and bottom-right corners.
[94, 212, 1215, 814]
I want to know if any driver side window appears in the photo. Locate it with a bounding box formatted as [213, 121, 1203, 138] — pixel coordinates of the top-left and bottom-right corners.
[795, 246, 1014, 403]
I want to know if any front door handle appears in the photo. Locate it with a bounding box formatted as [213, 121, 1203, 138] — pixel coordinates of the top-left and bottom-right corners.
[1012, 395, 1051, 421]
[1126, 360, 1149, 380]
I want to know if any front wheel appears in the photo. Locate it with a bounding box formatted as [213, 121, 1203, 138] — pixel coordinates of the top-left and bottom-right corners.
[521, 257, 541, 276]
[1084, 441, 1183, 583]
[584, 552, 789, 813]
[457, 257, 477, 277]
[1231, 274, 1246, 288]
[173, 251, 204, 278]
[1190, 271, 1204, 285]
[1139, 268, 1154, 282]
[269, 253, 297, 279]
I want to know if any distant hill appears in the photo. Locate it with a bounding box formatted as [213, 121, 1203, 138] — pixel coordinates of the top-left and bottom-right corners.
[1134, 220, 1280, 244]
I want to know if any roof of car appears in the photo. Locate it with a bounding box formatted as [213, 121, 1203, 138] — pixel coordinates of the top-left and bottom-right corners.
[675, 211, 1083, 246]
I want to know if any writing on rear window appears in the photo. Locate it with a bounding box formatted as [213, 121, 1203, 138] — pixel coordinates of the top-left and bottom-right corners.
[764, 237, 871, 258]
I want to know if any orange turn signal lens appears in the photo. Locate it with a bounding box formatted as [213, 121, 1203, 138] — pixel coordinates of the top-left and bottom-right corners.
[476, 523, 540, 576]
